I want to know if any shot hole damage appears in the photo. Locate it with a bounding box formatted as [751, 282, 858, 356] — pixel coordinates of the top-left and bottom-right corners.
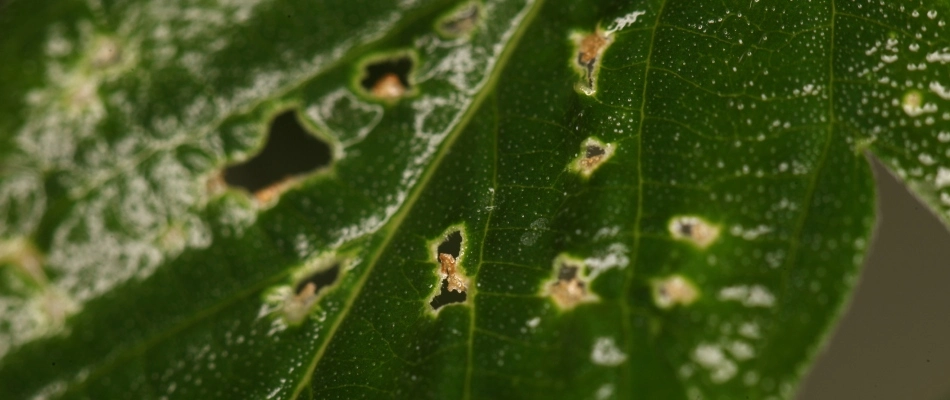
[668, 215, 720, 248]
[651, 275, 699, 309]
[222, 110, 332, 203]
[429, 230, 469, 311]
[278, 257, 344, 325]
[437, 1, 481, 38]
[570, 137, 615, 177]
[544, 255, 596, 310]
[359, 54, 414, 101]
[571, 28, 613, 95]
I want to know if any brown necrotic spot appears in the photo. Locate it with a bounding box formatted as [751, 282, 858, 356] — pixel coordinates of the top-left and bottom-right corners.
[545, 255, 595, 310]
[572, 29, 613, 95]
[652, 275, 699, 309]
[437, 1, 481, 38]
[281, 257, 343, 325]
[222, 110, 331, 203]
[668, 216, 720, 248]
[430, 229, 469, 311]
[359, 54, 414, 101]
[571, 137, 615, 178]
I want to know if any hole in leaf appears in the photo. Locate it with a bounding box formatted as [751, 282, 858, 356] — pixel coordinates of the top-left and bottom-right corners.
[429, 230, 468, 311]
[429, 277, 467, 310]
[546, 255, 595, 310]
[294, 262, 340, 295]
[586, 144, 606, 158]
[436, 230, 462, 260]
[360, 56, 413, 100]
[571, 137, 615, 178]
[222, 110, 331, 200]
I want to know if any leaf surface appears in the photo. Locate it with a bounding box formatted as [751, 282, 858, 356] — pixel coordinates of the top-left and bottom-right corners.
[0, 0, 947, 399]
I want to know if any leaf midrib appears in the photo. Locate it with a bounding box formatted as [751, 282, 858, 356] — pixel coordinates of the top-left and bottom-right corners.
[291, 0, 547, 397]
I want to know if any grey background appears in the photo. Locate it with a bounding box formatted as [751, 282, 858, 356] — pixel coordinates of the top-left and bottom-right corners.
[798, 160, 950, 400]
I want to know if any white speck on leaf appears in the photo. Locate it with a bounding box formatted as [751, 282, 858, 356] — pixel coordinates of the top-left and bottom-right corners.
[591, 337, 627, 366]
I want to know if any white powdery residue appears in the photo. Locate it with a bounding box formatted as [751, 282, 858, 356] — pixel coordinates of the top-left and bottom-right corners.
[718, 285, 776, 308]
[591, 337, 627, 366]
[728, 340, 755, 360]
[729, 224, 772, 240]
[265, 386, 283, 399]
[423, 45, 487, 94]
[939, 131, 950, 142]
[606, 10, 647, 32]
[692, 343, 738, 383]
[526, 317, 541, 328]
[0, 172, 46, 238]
[881, 54, 898, 63]
[800, 83, 819, 96]
[593, 226, 621, 239]
[595, 383, 615, 400]
[304, 88, 383, 148]
[935, 167, 950, 188]
[584, 243, 629, 280]
[919, 153, 936, 165]
[930, 81, 950, 99]
[333, 94, 467, 246]
[520, 218, 548, 246]
[738, 322, 761, 339]
[0, 286, 81, 360]
[926, 49, 950, 63]
[294, 234, 311, 258]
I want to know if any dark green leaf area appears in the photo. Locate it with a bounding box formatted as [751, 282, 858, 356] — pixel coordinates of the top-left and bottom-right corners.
[6, 0, 950, 399]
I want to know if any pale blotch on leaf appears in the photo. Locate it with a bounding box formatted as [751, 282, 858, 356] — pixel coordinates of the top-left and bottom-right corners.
[429, 228, 470, 311]
[266, 254, 342, 325]
[358, 52, 416, 103]
[902, 89, 937, 116]
[436, 1, 481, 39]
[570, 28, 614, 95]
[91, 37, 122, 68]
[590, 337, 627, 366]
[544, 255, 597, 310]
[651, 274, 699, 309]
[570, 137, 615, 178]
[668, 215, 721, 248]
[0, 238, 47, 287]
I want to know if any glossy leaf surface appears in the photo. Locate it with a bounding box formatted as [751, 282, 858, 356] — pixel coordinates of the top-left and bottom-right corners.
[1, 0, 948, 399]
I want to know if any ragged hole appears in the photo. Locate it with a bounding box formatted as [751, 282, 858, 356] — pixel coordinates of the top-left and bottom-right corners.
[437, 230, 462, 259]
[222, 110, 332, 202]
[586, 144, 606, 158]
[571, 138, 615, 178]
[294, 262, 340, 295]
[429, 276, 467, 310]
[429, 229, 469, 311]
[546, 255, 595, 310]
[279, 260, 342, 325]
[360, 55, 413, 101]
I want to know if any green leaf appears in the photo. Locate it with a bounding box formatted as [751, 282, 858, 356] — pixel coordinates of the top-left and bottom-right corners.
[1, 0, 947, 398]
